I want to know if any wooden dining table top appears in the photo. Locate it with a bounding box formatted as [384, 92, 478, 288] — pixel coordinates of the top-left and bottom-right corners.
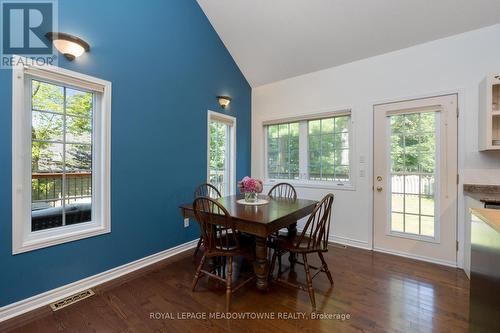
[179, 194, 318, 238]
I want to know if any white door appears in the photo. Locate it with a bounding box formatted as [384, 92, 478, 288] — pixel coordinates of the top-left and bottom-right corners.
[373, 95, 458, 266]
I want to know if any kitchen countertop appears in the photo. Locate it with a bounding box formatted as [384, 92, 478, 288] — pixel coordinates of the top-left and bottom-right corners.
[463, 184, 500, 203]
[471, 208, 500, 233]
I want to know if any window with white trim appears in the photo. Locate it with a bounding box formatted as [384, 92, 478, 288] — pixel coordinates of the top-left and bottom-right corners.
[12, 57, 111, 254]
[265, 112, 352, 186]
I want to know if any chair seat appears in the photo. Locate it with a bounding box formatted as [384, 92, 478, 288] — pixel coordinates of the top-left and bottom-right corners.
[275, 229, 289, 237]
[267, 229, 288, 245]
[275, 234, 327, 253]
[206, 232, 255, 258]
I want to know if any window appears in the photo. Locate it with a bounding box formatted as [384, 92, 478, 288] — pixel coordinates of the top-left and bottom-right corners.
[31, 80, 93, 230]
[264, 111, 352, 186]
[308, 116, 350, 182]
[266, 123, 299, 179]
[208, 111, 236, 196]
[12, 57, 111, 254]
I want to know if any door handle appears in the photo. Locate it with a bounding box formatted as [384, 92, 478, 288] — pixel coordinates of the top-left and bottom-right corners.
[376, 186, 383, 192]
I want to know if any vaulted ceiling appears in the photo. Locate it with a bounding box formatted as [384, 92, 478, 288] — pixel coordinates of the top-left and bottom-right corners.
[197, 0, 500, 87]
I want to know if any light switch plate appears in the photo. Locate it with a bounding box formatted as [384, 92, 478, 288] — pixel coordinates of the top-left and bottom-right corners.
[184, 218, 189, 228]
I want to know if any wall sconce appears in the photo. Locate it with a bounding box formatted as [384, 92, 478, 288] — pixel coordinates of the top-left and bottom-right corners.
[217, 96, 232, 109]
[45, 32, 90, 61]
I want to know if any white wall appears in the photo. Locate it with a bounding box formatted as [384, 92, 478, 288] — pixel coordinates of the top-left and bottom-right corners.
[252, 24, 500, 266]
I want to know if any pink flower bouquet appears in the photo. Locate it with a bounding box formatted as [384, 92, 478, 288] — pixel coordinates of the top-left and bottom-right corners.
[238, 176, 263, 194]
[238, 177, 263, 203]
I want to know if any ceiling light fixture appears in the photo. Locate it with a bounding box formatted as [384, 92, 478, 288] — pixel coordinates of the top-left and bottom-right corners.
[45, 32, 90, 61]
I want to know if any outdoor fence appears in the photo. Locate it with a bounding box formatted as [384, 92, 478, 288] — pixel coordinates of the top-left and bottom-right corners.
[391, 174, 435, 196]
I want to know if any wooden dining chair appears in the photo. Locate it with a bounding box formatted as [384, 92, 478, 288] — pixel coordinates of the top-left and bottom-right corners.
[268, 183, 297, 237]
[269, 193, 335, 311]
[267, 182, 297, 268]
[193, 183, 222, 257]
[267, 182, 297, 200]
[192, 197, 255, 312]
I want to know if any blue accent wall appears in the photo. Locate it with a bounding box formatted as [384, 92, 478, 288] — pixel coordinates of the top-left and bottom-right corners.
[0, 0, 251, 306]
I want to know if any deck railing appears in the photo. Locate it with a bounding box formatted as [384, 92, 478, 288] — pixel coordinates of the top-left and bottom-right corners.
[209, 169, 226, 196]
[32, 172, 92, 208]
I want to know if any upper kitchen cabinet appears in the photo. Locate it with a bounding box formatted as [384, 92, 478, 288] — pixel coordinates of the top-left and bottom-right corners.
[479, 75, 500, 151]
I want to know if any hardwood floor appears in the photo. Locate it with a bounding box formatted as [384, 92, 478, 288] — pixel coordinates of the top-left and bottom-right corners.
[1, 244, 469, 333]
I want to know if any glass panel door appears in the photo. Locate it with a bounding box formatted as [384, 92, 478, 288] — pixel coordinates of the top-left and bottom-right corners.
[389, 112, 437, 238]
[209, 120, 231, 196]
[373, 95, 458, 265]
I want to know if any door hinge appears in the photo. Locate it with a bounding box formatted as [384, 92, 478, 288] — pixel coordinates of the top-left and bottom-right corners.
[456, 240, 459, 252]
[456, 107, 459, 118]
[457, 174, 460, 184]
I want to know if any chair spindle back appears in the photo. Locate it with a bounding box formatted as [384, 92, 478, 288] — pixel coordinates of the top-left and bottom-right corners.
[194, 183, 222, 199]
[267, 182, 297, 200]
[193, 197, 239, 254]
[295, 194, 334, 251]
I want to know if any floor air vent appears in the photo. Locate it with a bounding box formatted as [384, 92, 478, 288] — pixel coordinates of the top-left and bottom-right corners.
[50, 289, 95, 311]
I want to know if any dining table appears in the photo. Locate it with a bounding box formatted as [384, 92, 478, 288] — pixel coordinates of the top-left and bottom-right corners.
[179, 194, 318, 291]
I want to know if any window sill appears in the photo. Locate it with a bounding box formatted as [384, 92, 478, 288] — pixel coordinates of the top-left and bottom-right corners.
[13, 221, 110, 255]
[264, 179, 356, 191]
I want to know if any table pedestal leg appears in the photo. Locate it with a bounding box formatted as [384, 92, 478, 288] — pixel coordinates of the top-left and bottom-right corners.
[254, 236, 269, 291]
[287, 222, 297, 270]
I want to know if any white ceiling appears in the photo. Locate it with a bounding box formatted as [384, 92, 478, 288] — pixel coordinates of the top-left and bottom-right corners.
[197, 0, 500, 87]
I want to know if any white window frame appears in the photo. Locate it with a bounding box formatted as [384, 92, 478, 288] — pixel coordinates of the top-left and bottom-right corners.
[207, 110, 236, 196]
[263, 109, 355, 190]
[12, 55, 112, 254]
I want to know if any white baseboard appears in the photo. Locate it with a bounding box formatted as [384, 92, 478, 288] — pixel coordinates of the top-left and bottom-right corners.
[0, 239, 198, 323]
[295, 226, 372, 251]
[373, 246, 457, 268]
[294, 228, 457, 268]
[328, 235, 371, 250]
